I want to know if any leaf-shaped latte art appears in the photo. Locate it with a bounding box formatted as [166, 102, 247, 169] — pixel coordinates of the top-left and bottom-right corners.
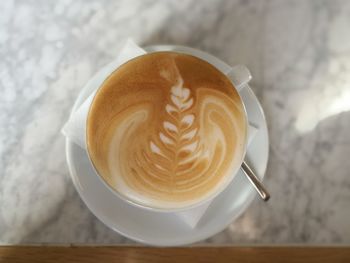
[87, 52, 247, 209]
[146, 77, 203, 176]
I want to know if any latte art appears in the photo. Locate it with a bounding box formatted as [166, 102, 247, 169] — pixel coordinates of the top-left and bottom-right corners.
[87, 52, 247, 209]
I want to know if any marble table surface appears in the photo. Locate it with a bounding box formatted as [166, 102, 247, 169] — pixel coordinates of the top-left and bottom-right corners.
[1, 0, 350, 245]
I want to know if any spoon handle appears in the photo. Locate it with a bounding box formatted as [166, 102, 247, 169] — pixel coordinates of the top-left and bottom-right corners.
[241, 161, 270, 201]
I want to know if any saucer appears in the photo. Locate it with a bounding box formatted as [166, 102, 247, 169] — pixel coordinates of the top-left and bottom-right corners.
[65, 45, 269, 246]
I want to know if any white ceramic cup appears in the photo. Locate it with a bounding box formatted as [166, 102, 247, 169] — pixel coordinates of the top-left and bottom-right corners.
[86, 45, 252, 213]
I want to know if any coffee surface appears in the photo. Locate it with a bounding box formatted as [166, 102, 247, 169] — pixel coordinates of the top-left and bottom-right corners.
[87, 52, 247, 209]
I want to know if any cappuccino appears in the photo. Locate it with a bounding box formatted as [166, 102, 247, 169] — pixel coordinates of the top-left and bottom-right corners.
[87, 52, 247, 209]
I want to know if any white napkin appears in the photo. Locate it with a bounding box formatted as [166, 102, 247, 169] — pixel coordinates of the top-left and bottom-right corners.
[62, 39, 258, 228]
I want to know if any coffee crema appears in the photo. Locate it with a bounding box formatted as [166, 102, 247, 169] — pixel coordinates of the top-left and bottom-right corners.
[87, 52, 247, 209]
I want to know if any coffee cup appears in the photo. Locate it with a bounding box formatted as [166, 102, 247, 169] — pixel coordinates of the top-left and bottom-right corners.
[85, 49, 250, 212]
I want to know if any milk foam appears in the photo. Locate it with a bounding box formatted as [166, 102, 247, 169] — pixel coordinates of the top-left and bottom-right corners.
[87, 52, 247, 209]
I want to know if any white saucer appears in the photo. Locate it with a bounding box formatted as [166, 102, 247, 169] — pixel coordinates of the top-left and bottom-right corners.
[65, 45, 269, 246]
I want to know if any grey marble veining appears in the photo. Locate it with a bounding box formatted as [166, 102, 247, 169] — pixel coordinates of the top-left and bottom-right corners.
[1, 0, 350, 244]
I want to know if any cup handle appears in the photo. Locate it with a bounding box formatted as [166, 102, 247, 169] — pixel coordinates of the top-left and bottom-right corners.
[226, 65, 252, 92]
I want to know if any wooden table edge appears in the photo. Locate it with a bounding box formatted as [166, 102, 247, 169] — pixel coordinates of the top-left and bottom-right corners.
[0, 246, 349, 262]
